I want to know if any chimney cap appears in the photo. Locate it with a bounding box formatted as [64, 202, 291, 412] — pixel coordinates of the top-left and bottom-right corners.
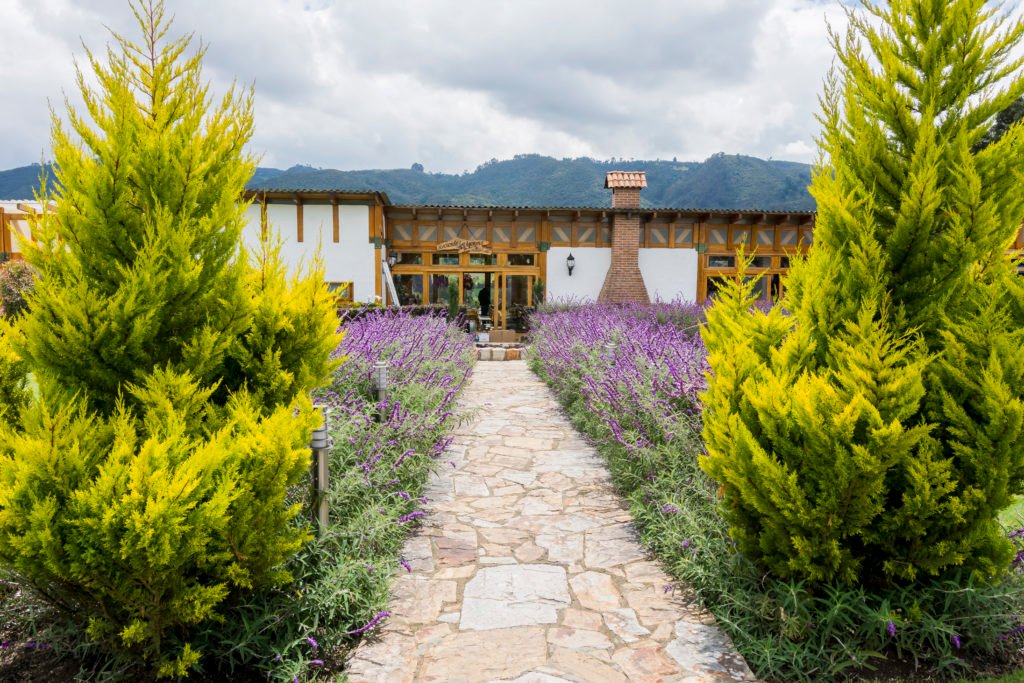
[605, 171, 647, 189]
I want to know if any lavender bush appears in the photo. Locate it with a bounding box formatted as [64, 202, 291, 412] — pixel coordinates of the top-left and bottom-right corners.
[529, 302, 1024, 681]
[194, 310, 473, 681]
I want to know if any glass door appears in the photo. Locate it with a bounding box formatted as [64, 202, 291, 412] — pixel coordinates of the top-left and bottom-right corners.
[504, 274, 532, 332]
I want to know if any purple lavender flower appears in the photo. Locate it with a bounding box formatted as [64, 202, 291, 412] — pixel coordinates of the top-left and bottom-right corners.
[346, 610, 391, 635]
[400, 558, 412, 572]
[309, 659, 324, 666]
[952, 634, 961, 650]
[397, 510, 425, 524]
[662, 504, 678, 514]
[306, 636, 318, 651]
[887, 621, 896, 637]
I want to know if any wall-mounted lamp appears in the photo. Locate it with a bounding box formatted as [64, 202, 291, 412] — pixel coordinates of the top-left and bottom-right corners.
[386, 253, 397, 268]
[566, 252, 576, 277]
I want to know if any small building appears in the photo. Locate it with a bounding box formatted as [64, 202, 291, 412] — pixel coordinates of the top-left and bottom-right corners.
[0, 201, 36, 263]
[243, 171, 817, 328]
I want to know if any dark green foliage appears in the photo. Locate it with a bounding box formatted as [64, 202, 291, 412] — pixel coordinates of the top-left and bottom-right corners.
[975, 96, 1024, 151]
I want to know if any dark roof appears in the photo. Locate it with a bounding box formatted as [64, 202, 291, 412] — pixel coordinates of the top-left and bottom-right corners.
[388, 203, 815, 216]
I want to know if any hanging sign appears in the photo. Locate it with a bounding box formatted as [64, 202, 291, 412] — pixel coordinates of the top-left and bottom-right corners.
[437, 238, 492, 254]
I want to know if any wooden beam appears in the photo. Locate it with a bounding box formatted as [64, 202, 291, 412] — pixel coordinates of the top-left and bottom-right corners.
[294, 194, 304, 243]
[331, 196, 340, 243]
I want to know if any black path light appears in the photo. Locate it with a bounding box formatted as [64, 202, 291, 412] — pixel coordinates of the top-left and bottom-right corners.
[566, 252, 576, 276]
[309, 405, 332, 535]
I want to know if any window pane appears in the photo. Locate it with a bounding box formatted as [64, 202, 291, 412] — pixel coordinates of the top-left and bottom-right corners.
[394, 224, 413, 241]
[469, 254, 497, 265]
[674, 225, 693, 246]
[508, 254, 534, 266]
[708, 255, 736, 268]
[429, 274, 459, 304]
[419, 224, 437, 242]
[327, 282, 353, 304]
[649, 226, 669, 245]
[493, 226, 511, 243]
[779, 228, 797, 246]
[432, 253, 460, 265]
[553, 225, 572, 243]
[394, 274, 423, 305]
[756, 228, 776, 245]
[600, 225, 611, 244]
[443, 224, 462, 241]
[393, 252, 422, 265]
[577, 226, 596, 244]
[780, 256, 791, 269]
[710, 227, 728, 244]
[516, 225, 536, 243]
[468, 225, 487, 241]
[706, 276, 731, 301]
[733, 228, 751, 246]
[750, 256, 772, 269]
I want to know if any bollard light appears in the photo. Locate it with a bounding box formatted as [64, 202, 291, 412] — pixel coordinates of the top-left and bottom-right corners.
[372, 360, 389, 402]
[604, 341, 617, 365]
[309, 405, 331, 535]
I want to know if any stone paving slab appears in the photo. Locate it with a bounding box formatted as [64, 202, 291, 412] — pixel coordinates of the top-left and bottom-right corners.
[346, 360, 755, 683]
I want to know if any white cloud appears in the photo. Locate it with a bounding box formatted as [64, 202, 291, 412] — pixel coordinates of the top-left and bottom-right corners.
[0, 0, 951, 174]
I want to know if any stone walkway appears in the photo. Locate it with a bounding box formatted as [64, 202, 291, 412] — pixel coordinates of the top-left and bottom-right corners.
[346, 361, 755, 683]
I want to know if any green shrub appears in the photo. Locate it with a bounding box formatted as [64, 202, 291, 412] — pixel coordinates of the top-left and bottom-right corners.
[701, 0, 1024, 587]
[0, 1, 337, 676]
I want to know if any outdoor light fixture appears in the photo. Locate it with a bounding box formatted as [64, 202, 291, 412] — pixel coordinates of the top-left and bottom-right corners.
[566, 252, 576, 276]
[386, 253, 397, 268]
[372, 360, 389, 402]
[309, 405, 332, 535]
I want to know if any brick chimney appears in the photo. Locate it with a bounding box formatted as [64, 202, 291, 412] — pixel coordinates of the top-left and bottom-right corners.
[598, 171, 650, 304]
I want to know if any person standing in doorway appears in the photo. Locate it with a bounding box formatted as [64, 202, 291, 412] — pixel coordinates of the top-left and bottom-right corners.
[478, 283, 491, 317]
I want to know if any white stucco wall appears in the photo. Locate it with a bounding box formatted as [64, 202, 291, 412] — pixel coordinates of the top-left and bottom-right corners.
[546, 246, 611, 303]
[638, 248, 699, 303]
[242, 202, 377, 303]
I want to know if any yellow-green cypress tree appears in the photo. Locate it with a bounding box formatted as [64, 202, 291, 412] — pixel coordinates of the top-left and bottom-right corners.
[0, 1, 338, 676]
[701, 0, 1024, 587]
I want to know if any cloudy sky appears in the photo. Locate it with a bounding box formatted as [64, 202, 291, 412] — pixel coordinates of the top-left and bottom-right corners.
[3, 0, 857, 173]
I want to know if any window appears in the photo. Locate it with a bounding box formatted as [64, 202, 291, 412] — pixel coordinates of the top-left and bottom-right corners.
[394, 274, 423, 305]
[508, 254, 534, 266]
[393, 252, 422, 265]
[470, 254, 497, 265]
[749, 256, 772, 269]
[327, 282, 354, 305]
[432, 253, 460, 265]
[708, 255, 736, 268]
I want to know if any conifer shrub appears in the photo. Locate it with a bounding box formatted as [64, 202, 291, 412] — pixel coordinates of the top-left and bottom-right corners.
[0, 1, 337, 676]
[701, 0, 1024, 587]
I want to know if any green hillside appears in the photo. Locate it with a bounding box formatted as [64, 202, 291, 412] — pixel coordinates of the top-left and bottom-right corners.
[0, 155, 816, 211]
[246, 154, 815, 211]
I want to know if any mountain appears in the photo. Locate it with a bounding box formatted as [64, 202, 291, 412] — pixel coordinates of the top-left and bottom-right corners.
[247, 154, 815, 211]
[0, 164, 51, 200]
[0, 155, 816, 211]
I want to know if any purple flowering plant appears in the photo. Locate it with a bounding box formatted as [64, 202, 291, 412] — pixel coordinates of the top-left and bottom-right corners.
[528, 301, 1024, 681]
[194, 309, 473, 679]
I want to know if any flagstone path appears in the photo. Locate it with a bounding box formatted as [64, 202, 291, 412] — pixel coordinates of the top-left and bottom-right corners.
[345, 360, 755, 683]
